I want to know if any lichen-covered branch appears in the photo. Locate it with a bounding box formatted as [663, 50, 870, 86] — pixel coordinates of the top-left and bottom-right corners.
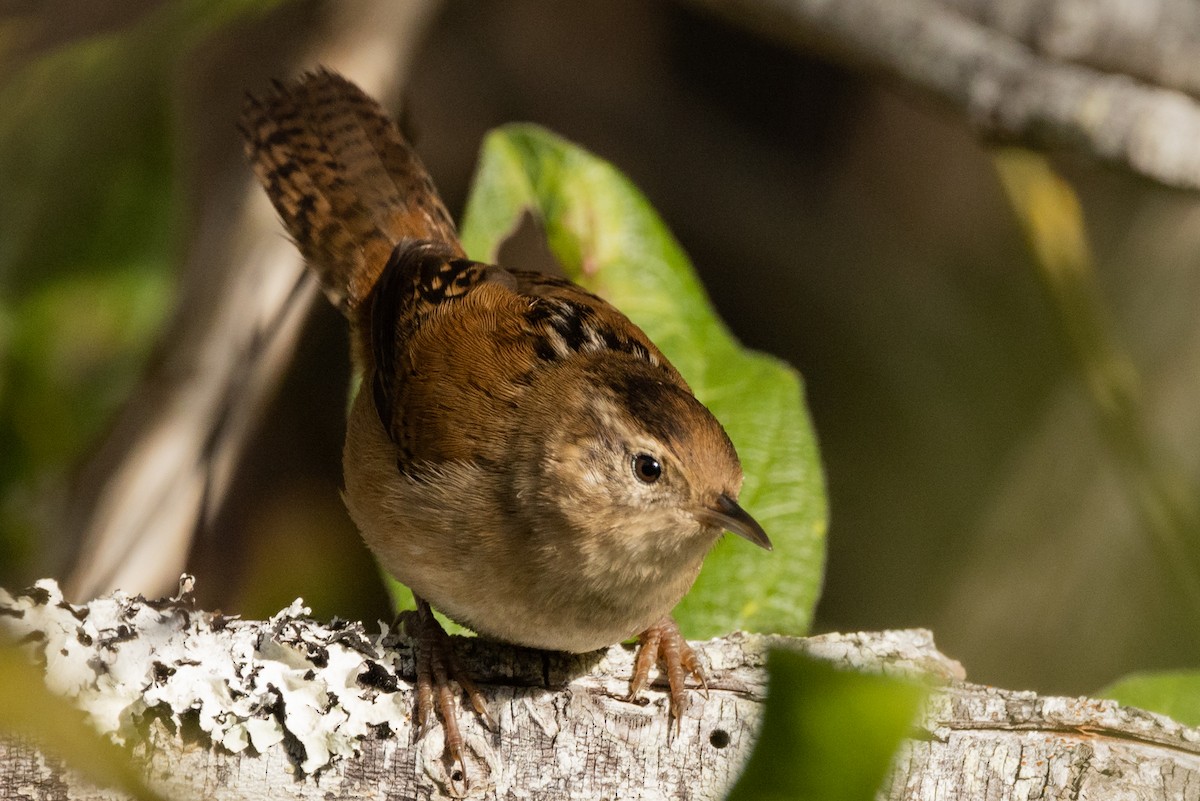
[684, 0, 1200, 191]
[1, 581, 1198, 800]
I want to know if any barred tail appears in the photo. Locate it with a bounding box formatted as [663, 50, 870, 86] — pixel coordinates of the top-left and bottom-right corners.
[240, 68, 464, 315]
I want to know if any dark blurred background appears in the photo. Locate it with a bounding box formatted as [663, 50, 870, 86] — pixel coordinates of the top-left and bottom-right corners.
[2, 0, 1198, 697]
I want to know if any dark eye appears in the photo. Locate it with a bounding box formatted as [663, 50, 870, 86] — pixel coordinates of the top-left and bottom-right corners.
[632, 453, 662, 483]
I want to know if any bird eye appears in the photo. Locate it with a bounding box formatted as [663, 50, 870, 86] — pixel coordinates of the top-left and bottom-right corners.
[632, 453, 662, 483]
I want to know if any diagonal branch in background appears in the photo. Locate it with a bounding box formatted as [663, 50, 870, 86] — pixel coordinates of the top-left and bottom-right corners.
[683, 0, 1200, 192]
[62, 0, 444, 601]
[3, 581, 1198, 801]
[943, 0, 1200, 97]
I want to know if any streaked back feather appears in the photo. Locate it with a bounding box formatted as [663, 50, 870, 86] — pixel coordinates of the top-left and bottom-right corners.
[240, 69, 463, 315]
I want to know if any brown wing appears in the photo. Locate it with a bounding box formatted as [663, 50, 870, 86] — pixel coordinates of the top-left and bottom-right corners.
[240, 69, 463, 315]
[369, 248, 684, 468]
[508, 270, 681, 384]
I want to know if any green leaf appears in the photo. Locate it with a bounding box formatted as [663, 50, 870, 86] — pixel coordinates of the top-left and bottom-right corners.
[726, 650, 925, 801]
[1097, 670, 1200, 727]
[459, 125, 827, 636]
[381, 574, 472, 636]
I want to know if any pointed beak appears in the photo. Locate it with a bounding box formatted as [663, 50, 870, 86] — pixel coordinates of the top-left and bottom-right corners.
[697, 494, 773, 551]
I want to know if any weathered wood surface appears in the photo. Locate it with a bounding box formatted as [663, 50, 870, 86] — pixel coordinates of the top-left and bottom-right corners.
[2, 581, 1199, 800]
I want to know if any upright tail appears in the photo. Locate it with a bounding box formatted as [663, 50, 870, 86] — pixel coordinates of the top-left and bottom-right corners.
[240, 69, 464, 315]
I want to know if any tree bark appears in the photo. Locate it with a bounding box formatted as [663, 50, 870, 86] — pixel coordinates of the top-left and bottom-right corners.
[684, 0, 1200, 192]
[2, 581, 1198, 800]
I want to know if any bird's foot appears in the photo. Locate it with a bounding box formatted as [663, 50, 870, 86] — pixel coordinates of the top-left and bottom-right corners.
[403, 597, 493, 788]
[628, 615, 707, 733]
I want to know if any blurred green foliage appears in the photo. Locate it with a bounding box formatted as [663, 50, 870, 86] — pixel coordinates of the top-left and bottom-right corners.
[0, 0, 284, 582]
[1098, 669, 1200, 728]
[0, 645, 166, 800]
[726, 649, 925, 801]
[995, 148, 1200, 616]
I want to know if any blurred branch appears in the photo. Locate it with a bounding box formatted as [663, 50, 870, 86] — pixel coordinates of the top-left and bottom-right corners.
[62, 0, 443, 601]
[942, 0, 1200, 96]
[683, 0, 1200, 191]
[994, 149, 1200, 618]
[4, 581, 1200, 800]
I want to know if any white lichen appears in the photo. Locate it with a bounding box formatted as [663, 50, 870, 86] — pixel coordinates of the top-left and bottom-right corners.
[0, 577, 410, 774]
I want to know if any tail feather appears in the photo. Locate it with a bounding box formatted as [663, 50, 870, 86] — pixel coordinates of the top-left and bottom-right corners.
[241, 69, 463, 315]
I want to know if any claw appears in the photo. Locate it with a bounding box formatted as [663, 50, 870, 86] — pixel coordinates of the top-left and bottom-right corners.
[627, 623, 662, 702]
[630, 615, 706, 733]
[405, 597, 490, 787]
[441, 636, 494, 731]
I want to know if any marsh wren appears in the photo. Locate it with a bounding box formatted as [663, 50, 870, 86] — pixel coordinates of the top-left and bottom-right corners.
[241, 70, 771, 773]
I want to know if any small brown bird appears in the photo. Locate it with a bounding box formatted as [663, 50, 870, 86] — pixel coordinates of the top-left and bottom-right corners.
[241, 69, 770, 773]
